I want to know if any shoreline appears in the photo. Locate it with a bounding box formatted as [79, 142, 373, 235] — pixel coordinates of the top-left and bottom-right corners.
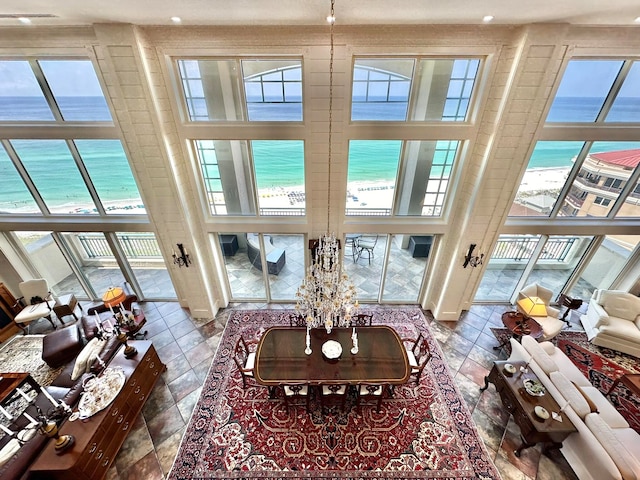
[3, 167, 570, 214]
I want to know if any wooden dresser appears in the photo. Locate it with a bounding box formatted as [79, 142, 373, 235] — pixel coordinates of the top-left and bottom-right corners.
[28, 341, 165, 480]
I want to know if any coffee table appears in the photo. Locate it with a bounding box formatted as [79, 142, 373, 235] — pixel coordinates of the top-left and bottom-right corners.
[480, 360, 576, 456]
[606, 373, 640, 397]
[494, 311, 543, 350]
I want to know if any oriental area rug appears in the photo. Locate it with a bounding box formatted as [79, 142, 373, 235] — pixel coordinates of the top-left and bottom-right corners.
[0, 335, 64, 386]
[169, 309, 500, 480]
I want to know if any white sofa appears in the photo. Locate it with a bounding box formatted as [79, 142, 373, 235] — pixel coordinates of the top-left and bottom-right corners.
[508, 335, 640, 480]
[580, 289, 640, 358]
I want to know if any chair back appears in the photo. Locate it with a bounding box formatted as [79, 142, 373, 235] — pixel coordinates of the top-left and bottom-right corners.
[352, 313, 373, 327]
[234, 337, 250, 370]
[289, 313, 306, 327]
[412, 335, 432, 371]
[358, 235, 378, 248]
[19, 279, 50, 304]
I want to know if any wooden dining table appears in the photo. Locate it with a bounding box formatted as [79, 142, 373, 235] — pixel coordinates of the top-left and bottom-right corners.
[254, 326, 410, 387]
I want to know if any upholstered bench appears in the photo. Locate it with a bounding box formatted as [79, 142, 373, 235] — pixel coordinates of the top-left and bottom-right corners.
[42, 325, 84, 368]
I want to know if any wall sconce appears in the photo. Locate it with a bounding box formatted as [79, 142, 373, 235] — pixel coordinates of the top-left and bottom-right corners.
[463, 244, 484, 268]
[173, 243, 191, 268]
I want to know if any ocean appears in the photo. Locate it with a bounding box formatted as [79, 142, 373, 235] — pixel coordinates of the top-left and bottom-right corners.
[1, 96, 639, 212]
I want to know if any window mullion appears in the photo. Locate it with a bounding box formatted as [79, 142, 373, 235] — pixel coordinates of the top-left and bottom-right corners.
[1, 140, 50, 215]
[29, 59, 64, 122]
[607, 161, 640, 218]
[595, 60, 632, 122]
[65, 139, 106, 215]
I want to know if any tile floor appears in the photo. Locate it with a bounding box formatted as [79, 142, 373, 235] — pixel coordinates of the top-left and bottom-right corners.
[19, 301, 585, 479]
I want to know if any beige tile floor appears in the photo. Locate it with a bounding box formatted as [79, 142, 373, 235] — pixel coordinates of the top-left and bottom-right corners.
[21, 302, 583, 479]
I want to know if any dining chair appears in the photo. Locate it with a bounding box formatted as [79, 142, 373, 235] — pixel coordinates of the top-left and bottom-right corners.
[404, 333, 432, 384]
[356, 383, 390, 413]
[288, 313, 306, 327]
[355, 235, 378, 264]
[320, 383, 348, 412]
[13, 278, 57, 334]
[233, 336, 257, 388]
[351, 313, 373, 327]
[282, 382, 311, 412]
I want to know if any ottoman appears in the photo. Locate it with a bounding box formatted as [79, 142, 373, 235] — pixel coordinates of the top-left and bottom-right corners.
[42, 325, 84, 368]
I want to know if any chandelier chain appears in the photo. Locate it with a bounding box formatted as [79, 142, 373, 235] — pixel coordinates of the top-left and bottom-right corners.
[327, 0, 335, 232]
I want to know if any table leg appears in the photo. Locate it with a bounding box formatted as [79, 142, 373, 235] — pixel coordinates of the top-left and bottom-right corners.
[480, 375, 491, 392]
[514, 436, 535, 457]
[606, 377, 622, 396]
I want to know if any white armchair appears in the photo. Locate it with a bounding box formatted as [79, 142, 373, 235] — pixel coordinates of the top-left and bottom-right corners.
[13, 279, 57, 333]
[516, 283, 565, 341]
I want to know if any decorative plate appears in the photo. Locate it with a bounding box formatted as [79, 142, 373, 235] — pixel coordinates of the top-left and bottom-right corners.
[504, 363, 516, 374]
[321, 340, 342, 360]
[534, 405, 550, 419]
[523, 378, 546, 396]
[78, 367, 126, 419]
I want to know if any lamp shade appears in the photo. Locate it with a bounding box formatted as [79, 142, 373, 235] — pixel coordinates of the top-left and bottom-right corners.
[517, 296, 548, 317]
[102, 287, 126, 308]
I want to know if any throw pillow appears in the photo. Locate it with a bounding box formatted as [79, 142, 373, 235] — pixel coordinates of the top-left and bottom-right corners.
[600, 291, 640, 321]
[522, 335, 559, 374]
[71, 337, 106, 381]
[550, 371, 590, 418]
[540, 341, 556, 355]
[0, 438, 21, 468]
[585, 413, 638, 480]
[572, 381, 599, 413]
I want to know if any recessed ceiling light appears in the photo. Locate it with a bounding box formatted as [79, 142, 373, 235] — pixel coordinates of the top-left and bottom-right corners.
[326, 15, 335, 24]
[18, 17, 32, 24]
[482, 15, 494, 23]
[634, 16, 640, 23]
[171, 16, 182, 24]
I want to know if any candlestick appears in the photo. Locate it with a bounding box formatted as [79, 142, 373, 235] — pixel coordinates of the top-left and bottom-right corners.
[109, 304, 115, 316]
[23, 412, 38, 425]
[16, 388, 32, 403]
[0, 424, 14, 436]
[0, 405, 12, 419]
[105, 319, 113, 331]
[41, 387, 59, 407]
[119, 302, 125, 312]
[94, 312, 101, 329]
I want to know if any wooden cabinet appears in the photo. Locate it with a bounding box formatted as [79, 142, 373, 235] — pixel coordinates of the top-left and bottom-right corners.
[29, 341, 165, 480]
[0, 283, 21, 342]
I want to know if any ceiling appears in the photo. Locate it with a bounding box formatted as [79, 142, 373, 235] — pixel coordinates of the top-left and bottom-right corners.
[0, 0, 639, 27]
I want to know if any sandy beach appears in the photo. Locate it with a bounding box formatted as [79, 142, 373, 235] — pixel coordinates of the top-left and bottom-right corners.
[6, 167, 568, 215]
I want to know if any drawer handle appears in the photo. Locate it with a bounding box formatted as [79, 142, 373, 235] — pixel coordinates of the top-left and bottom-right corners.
[102, 457, 110, 467]
[117, 414, 124, 424]
[96, 450, 104, 460]
[122, 421, 129, 431]
[145, 356, 151, 362]
[89, 443, 97, 454]
[153, 370, 159, 377]
[138, 394, 146, 402]
[129, 378, 137, 387]
[149, 362, 155, 369]
[111, 407, 119, 416]
[134, 385, 141, 394]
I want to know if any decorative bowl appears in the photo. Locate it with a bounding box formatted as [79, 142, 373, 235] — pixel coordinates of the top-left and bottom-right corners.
[503, 363, 516, 374]
[523, 379, 546, 397]
[321, 340, 342, 360]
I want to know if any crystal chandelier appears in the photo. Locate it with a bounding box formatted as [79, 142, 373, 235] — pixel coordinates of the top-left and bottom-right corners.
[294, 0, 358, 334]
[295, 234, 358, 333]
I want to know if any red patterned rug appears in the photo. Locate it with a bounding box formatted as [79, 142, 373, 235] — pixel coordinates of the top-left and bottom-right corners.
[169, 308, 500, 479]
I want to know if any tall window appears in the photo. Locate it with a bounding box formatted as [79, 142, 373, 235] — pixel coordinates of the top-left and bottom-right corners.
[0, 59, 144, 216]
[177, 58, 303, 122]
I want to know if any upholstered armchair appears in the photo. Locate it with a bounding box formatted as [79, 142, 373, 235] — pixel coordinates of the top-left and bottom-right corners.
[516, 283, 565, 341]
[13, 279, 57, 333]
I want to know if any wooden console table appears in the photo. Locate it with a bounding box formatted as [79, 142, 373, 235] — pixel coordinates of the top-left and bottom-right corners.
[29, 340, 165, 480]
[480, 360, 576, 456]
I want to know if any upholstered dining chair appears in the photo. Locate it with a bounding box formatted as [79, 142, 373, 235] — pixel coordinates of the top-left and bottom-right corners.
[356, 383, 390, 413]
[13, 278, 57, 334]
[403, 333, 432, 385]
[516, 283, 565, 341]
[351, 313, 373, 327]
[282, 382, 310, 412]
[233, 336, 257, 388]
[356, 235, 378, 264]
[288, 313, 306, 327]
[320, 383, 348, 412]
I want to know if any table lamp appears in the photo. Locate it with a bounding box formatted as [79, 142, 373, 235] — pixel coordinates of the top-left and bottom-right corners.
[102, 286, 126, 310]
[517, 295, 548, 317]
